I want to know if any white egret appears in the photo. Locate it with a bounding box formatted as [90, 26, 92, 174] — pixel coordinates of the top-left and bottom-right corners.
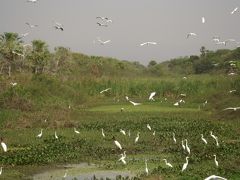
[201, 134, 208, 144]
[135, 132, 140, 143]
[181, 156, 189, 172]
[37, 129, 43, 138]
[181, 140, 186, 151]
[97, 38, 111, 45]
[213, 154, 219, 167]
[128, 130, 131, 137]
[129, 100, 141, 106]
[174, 102, 179, 106]
[187, 33, 197, 38]
[231, 7, 238, 14]
[120, 129, 126, 135]
[125, 96, 129, 101]
[147, 124, 152, 131]
[55, 131, 58, 139]
[153, 131, 156, 136]
[100, 88, 111, 94]
[145, 159, 149, 176]
[74, 128, 80, 134]
[27, 0, 38, 2]
[118, 151, 127, 165]
[97, 22, 108, 27]
[185, 139, 190, 154]
[63, 170, 68, 178]
[173, 133, 177, 144]
[204, 175, 227, 180]
[149, 92, 156, 101]
[163, 159, 173, 168]
[10, 82, 17, 86]
[113, 137, 122, 150]
[101, 128, 106, 138]
[140, 42, 157, 46]
[228, 72, 237, 76]
[1, 138, 7, 152]
[223, 107, 240, 111]
[26, 22, 38, 28]
[202, 17, 205, 23]
[210, 131, 219, 146]
[229, 90, 236, 93]
[0, 167, 2, 175]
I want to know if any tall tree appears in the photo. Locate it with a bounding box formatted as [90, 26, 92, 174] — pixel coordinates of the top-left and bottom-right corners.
[0, 32, 23, 76]
[27, 40, 50, 74]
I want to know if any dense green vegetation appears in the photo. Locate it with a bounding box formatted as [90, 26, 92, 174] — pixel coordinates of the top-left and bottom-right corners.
[0, 32, 240, 179]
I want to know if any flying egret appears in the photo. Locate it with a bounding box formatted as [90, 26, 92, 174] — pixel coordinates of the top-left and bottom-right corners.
[229, 90, 236, 93]
[97, 38, 111, 45]
[10, 82, 17, 86]
[97, 22, 108, 27]
[173, 133, 177, 144]
[213, 154, 219, 167]
[185, 139, 190, 154]
[118, 151, 127, 165]
[149, 92, 156, 101]
[135, 132, 140, 143]
[145, 159, 149, 176]
[201, 134, 208, 144]
[181, 156, 189, 172]
[100, 88, 111, 94]
[223, 107, 240, 111]
[210, 131, 219, 146]
[113, 137, 122, 150]
[231, 7, 238, 14]
[147, 124, 152, 131]
[55, 131, 58, 139]
[74, 128, 80, 134]
[0, 138, 7, 152]
[26, 22, 38, 28]
[187, 33, 197, 38]
[129, 100, 141, 106]
[202, 17, 205, 23]
[140, 42, 157, 46]
[101, 128, 106, 138]
[37, 129, 43, 138]
[163, 159, 173, 168]
[181, 140, 186, 151]
[204, 175, 227, 180]
[120, 129, 126, 135]
[27, 0, 38, 2]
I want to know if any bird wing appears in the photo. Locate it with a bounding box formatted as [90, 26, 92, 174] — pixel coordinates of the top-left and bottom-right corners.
[140, 42, 147, 46]
[223, 107, 233, 110]
[103, 40, 111, 44]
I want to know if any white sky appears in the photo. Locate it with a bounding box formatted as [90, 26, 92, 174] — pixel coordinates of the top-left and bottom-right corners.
[1, 0, 240, 65]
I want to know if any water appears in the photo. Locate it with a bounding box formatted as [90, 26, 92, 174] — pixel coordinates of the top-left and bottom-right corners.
[32, 163, 135, 180]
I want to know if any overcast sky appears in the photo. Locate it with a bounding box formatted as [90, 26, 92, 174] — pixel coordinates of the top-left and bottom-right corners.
[1, 0, 240, 65]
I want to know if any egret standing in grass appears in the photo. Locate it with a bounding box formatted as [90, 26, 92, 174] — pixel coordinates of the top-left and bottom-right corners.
[0, 167, 2, 175]
[113, 137, 122, 150]
[213, 154, 219, 167]
[0, 138, 7, 152]
[173, 133, 177, 144]
[55, 131, 58, 139]
[74, 128, 80, 134]
[185, 139, 190, 154]
[201, 134, 208, 144]
[120, 129, 126, 135]
[118, 151, 126, 165]
[37, 129, 43, 138]
[163, 159, 173, 168]
[182, 140, 186, 151]
[149, 92, 156, 101]
[182, 156, 189, 172]
[145, 159, 149, 176]
[129, 100, 141, 106]
[135, 132, 140, 143]
[147, 124, 152, 131]
[204, 175, 227, 180]
[210, 131, 219, 146]
[101, 128, 106, 138]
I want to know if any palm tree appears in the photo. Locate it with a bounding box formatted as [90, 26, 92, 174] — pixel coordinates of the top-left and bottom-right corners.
[0, 32, 23, 76]
[27, 40, 50, 74]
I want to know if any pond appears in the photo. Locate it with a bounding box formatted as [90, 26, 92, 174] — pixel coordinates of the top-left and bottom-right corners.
[32, 163, 136, 180]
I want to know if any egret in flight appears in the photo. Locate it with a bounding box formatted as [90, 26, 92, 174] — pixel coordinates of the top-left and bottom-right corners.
[26, 22, 38, 28]
[231, 7, 238, 14]
[187, 32, 197, 38]
[140, 42, 157, 46]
